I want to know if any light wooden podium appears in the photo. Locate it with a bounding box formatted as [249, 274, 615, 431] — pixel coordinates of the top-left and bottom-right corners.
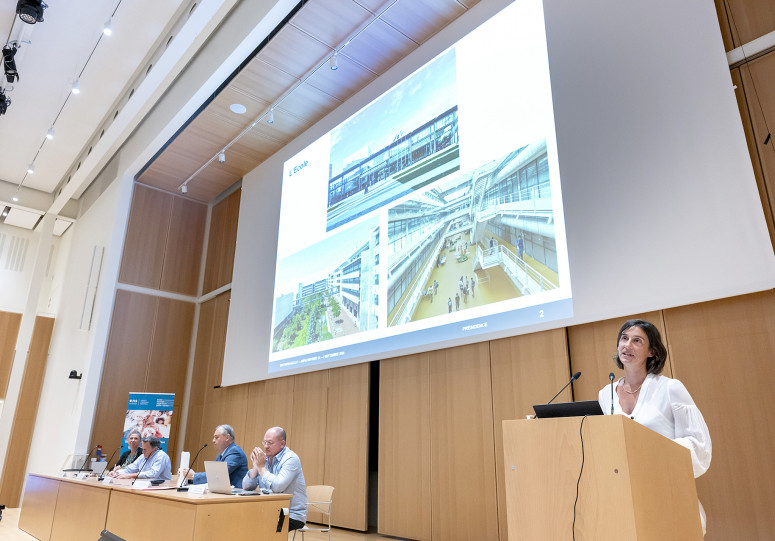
[502, 415, 703, 541]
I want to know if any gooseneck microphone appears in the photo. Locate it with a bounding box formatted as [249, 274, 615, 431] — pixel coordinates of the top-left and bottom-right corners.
[131, 450, 155, 487]
[178, 443, 207, 492]
[77, 446, 99, 477]
[547, 371, 581, 404]
[99, 448, 120, 481]
[609, 372, 615, 414]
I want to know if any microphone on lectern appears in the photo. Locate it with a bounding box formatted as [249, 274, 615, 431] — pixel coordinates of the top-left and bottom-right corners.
[546, 371, 581, 405]
[609, 372, 616, 414]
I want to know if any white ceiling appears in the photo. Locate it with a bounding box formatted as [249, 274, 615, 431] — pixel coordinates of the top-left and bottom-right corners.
[1, 0, 480, 230]
[0, 0, 191, 210]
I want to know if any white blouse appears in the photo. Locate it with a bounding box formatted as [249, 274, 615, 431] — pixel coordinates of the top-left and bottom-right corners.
[598, 373, 712, 478]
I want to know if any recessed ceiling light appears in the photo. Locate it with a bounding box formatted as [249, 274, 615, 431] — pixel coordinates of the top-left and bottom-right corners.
[230, 103, 247, 114]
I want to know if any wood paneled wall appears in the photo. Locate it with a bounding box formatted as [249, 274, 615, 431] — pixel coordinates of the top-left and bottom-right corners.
[715, 0, 775, 50]
[664, 293, 775, 541]
[0, 310, 23, 399]
[736, 56, 775, 246]
[90, 290, 194, 460]
[120, 184, 207, 296]
[202, 189, 241, 294]
[0, 316, 55, 507]
[184, 291, 369, 531]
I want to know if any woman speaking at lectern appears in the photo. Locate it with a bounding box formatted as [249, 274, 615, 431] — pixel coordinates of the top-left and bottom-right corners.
[597, 319, 712, 534]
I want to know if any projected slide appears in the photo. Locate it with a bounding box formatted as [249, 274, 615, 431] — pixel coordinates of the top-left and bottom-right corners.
[268, 0, 572, 372]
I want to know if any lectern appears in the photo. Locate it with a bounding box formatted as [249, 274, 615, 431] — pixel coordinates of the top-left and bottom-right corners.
[502, 415, 703, 540]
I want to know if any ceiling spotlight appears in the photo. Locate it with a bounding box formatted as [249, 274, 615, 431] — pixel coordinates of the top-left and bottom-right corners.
[103, 18, 113, 36]
[330, 52, 338, 71]
[16, 0, 47, 24]
[12, 196, 19, 202]
[0, 91, 9, 115]
[267, 108, 274, 124]
[181, 184, 188, 194]
[3, 43, 20, 84]
[27, 163, 35, 174]
[46, 126, 55, 139]
[218, 151, 226, 163]
[71, 78, 81, 94]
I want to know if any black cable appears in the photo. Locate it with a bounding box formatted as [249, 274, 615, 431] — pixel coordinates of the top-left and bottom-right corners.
[572, 414, 590, 541]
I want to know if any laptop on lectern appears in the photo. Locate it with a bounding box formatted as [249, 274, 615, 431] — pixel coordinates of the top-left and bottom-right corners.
[532, 400, 604, 419]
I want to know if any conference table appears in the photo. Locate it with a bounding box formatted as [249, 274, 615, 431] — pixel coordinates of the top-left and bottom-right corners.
[18, 473, 291, 541]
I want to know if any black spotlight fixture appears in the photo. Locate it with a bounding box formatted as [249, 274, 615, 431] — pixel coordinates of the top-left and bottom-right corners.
[0, 91, 9, 116]
[16, 0, 47, 25]
[3, 43, 20, 84]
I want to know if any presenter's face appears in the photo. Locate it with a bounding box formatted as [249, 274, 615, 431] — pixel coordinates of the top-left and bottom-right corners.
[127, 433, 141, 451]
[618, 326, 653, 370]
[263, 430, 285, 458]
[212, 429, 231, 453]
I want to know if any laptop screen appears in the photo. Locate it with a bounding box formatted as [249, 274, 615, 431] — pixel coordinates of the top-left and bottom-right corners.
[532, 400, 604, 419]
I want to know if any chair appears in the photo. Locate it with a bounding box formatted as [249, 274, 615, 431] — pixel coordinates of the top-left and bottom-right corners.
[291, 485, 334, 541]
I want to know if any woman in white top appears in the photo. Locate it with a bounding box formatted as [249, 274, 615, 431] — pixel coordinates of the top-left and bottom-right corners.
[598, 319, 712, 534]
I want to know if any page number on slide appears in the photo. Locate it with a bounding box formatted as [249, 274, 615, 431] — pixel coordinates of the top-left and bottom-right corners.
[539, 310, 544, 318]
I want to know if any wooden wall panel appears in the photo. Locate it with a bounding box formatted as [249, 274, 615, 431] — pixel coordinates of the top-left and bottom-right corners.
[378, 354, 431, 540]
[192, 292, 241, 465]
[291, 371, 329, 487]
[203, 189, 241, 294]
[0, 310, 22, 399]
[489, 328, 571, 541]
[243, 376, 295, 454]
[183, 295, 218, 456]
[147, 298, 195, 460]
[196, 385, 249, 465]
[90, 290, 157, 452]
[568, 311, 668, 402]
[429, 342, 499, 541]
[160, 197, 207, 296]
[324, 364, 369, 531]
[736, 57, 775, 249]
[119, 185, 172, 289]
[663, 291, 775, 541]
[713, 0, 775, 50]
[0, 316, 55, 507]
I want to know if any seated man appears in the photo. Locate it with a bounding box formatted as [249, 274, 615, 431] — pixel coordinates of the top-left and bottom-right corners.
[178, 424, 248, 488]
[242, 427, 307, 531]
[111, 436, 171, 480]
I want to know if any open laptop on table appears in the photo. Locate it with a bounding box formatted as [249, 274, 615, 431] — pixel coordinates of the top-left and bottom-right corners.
[203, 461, 262, 495]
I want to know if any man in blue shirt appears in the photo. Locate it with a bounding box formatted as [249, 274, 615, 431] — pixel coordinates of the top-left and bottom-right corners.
[179, 424, 249, 488]
[111, 436, 171, 480]
[242, 427, 307, 531]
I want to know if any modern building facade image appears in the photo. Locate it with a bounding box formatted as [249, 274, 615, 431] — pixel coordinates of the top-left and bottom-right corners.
[0, 1, 774, 540]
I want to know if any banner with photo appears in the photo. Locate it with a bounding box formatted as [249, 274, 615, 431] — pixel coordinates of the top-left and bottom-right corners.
[120, 392, 175, 455]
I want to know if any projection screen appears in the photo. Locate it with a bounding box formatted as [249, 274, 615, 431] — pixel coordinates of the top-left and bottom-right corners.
[222, 0, 775, 386]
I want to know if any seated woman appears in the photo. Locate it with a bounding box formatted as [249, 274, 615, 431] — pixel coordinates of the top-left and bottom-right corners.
[598, 319, 711, 535]
[112, 429, 142, 471]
